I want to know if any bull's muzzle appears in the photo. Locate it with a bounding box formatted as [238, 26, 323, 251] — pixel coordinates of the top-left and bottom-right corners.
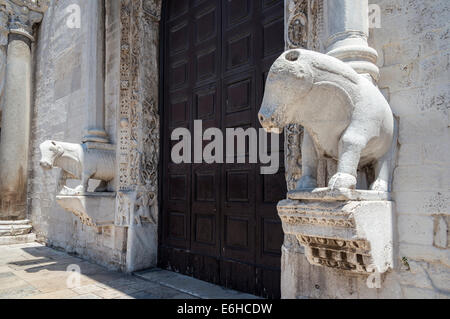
[258, 113, 282, 134]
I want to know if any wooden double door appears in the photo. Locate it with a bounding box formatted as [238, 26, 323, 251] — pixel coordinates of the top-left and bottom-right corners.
[160, 0, 286, 298]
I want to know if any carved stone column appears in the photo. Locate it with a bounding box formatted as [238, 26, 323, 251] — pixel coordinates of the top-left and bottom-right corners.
[0, 0, 48, 227]
[82, 0, 109, 143]
[0, 5, 8, 122]
[325, 0, 379, 81]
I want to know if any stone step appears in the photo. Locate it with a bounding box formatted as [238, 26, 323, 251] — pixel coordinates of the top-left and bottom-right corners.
[0, 219, 32, 225]
[0, 233, 36, 245]
[0, 220, 33, 236]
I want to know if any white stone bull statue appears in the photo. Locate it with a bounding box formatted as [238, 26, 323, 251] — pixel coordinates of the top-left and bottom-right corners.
[39, 140, 115, 194]
[258, 49, 394, 191]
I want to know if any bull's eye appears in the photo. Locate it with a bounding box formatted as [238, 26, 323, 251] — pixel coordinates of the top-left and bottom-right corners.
[285, 51, 300, 62]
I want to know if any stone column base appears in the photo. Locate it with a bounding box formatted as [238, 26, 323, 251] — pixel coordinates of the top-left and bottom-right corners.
[0, 220, 36, 245]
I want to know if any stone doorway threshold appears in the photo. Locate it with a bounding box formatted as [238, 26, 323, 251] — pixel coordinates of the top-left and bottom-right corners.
[134, 269, 259, 299]
[0, 242, 258, 299]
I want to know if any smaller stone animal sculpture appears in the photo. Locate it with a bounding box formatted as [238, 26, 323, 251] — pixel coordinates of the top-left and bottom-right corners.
[258, 49, 394, 191]
[40, 140, 115, 194]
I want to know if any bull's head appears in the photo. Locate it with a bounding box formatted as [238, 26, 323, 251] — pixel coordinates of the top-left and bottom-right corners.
[39, 140, 64, 169]
[258, 49, 313, 134]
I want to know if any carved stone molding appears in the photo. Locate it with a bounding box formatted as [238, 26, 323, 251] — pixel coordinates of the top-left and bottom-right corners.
[284, 124, 303, 191]
[286, 0, 308, 49]
[285, 0, 323, 51]
[117, 0, 160, 227]
[116, 189, 157, 227]
[278, 190, 395, 275]
[297, 235, 372, 273]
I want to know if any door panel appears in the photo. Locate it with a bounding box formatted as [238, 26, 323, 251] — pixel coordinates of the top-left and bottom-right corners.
[160, 0, 286, 299]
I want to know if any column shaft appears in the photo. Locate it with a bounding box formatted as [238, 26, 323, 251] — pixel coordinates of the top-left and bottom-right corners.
[0, 37, 31, 220]
[83, 0, 108, 143]
[325, 0, 379, 81]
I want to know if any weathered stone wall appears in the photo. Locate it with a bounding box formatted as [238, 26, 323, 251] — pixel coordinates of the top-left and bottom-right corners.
[283, 0, 449, 299]
[29, 0, 126, 270]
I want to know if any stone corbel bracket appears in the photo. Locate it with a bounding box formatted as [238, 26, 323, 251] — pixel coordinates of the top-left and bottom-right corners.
[56, 192, 116, 228]
[278, 188, 395, 274]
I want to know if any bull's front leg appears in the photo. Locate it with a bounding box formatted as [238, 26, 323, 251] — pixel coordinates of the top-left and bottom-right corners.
[74, 170, 92, 194]
[296, 131, 318, 190]
[329, 128, 368, 189]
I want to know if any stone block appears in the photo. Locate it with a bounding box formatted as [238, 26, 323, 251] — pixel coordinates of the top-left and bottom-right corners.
[125, 224, 158, 273]
[398, 215, 434, 246]
[393, 165, 448, 192]
[279, 188, 395, 274]
[395, 191, 450, 215]
[433, 214, 449, 249]
[0, 233, 36, 245]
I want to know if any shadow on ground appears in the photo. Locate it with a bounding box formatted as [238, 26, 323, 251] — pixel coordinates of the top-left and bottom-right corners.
[0, 243, 196, 299]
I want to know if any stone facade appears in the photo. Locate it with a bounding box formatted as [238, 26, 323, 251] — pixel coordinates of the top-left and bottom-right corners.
[0, 0, 447, 298]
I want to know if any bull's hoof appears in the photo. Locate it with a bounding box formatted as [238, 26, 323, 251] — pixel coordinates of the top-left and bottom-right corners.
[59, 185, 86, 196]
[370, 179, 389, 192]
[328, 173, 357, 190]
[296, 175, 317, 190]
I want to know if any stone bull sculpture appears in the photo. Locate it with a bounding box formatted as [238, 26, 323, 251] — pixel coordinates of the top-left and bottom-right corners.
[258, 49, 394, 191]
[40, 140, 115, 194]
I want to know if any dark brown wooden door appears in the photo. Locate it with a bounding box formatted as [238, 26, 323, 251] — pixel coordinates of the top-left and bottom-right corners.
[160, 0, 286, 299]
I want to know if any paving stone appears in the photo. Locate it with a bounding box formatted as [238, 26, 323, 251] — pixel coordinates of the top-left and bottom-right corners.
[0, 284, 40, 299]
[0, 243, 254, 299]
[26, 289, 78, 299]
[71, 293, 102, 299]
[135, 269, 260, 299]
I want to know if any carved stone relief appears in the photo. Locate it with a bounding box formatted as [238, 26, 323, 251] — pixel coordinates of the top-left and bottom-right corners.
[39, 140, 116, 195]
[286, 0, 308, 49]
[117, 0, 160, 227]
[259, 49, 395, 191]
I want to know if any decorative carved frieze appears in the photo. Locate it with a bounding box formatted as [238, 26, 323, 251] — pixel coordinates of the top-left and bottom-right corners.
[298, 235, 373, 273]
[285, 0, 323, 51]
[116, 188, 157, 227]
[286, 0, 308, 49]
[284, 124, 303, 191]
[117, 0, 160, 227]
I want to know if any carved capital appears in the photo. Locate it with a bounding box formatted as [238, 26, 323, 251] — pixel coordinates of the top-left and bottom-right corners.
[8, 0, 49, 13]
[1, 0, 49, 41]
